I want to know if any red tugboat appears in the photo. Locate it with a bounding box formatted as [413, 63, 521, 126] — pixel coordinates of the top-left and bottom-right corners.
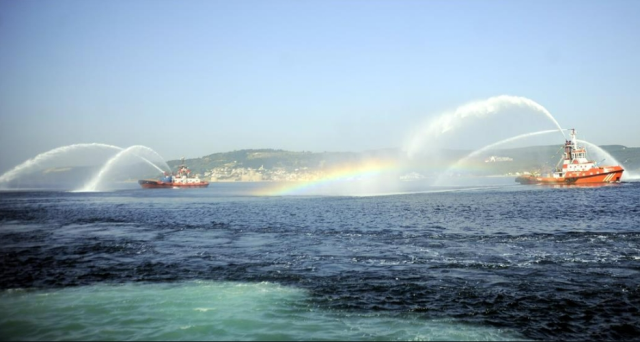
[138, 158, 209, 189]
[516, 129, 624, 185]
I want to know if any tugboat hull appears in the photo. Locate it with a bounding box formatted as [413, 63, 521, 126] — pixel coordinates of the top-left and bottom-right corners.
[515, 129, 624, 186]
[138, 157, 209, 189]
[138, 180, 209, 188]
[515, 166, 624, 185]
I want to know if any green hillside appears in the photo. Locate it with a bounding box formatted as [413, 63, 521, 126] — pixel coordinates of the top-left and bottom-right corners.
[166, 145, 640, 177]
[168, 149, 373, 173]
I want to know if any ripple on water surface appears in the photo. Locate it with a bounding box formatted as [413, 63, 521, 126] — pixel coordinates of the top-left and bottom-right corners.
[1, 184, 640, 340]
[0, 281, 523, 341]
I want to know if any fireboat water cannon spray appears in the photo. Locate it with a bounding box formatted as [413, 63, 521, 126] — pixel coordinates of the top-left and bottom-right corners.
[138, 156, 209, 189]
[516, 128, 624, 185]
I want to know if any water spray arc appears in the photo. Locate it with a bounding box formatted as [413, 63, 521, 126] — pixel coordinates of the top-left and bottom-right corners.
[81, 145, 170, 192]
[436, 129, 567, 184]
[0, 143, 123, 185]
[576, 139, 635, 181]
[576, 139, 623, 167]
[406, 95, 565, 158]
[453, 129, 566, 168]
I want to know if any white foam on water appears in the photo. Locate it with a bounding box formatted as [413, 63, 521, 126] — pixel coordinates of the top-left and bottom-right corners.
[621, 171, 640, 181]
[0, 281, 524, 341]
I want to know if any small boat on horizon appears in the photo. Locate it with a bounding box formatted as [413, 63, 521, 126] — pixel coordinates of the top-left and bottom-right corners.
[515, 129, 624, 185]
[138, 158, 209, 189]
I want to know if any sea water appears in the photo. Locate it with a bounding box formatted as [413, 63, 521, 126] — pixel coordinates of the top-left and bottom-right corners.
[1, 182, 639, 340]
[0, 281, 521, 341]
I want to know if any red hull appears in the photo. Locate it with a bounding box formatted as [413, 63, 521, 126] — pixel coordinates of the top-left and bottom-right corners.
[138, 180, 209, 188]
[516, 166, 624, 185]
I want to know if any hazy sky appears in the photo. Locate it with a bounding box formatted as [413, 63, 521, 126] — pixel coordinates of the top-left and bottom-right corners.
[1, 0, 639, 172]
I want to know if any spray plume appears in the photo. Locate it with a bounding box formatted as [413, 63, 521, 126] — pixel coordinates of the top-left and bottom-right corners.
[406, 95, 565, 158]
[0, 143, 123, 184]
[81, 145, 169, 191]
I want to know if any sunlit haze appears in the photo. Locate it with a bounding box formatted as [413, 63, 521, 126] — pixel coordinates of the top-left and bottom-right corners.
[1, 0, 639, 173]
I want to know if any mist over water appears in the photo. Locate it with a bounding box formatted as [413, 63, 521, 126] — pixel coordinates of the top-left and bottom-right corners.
[436, 129, 566, 185]
[0, 95, 632, 195]
[0, 144, 170, 192]
[458, 129, 566, 161]
[80, 145, 170, 192]
[0, 143, 122, 185]
[400, 95, 635, 189]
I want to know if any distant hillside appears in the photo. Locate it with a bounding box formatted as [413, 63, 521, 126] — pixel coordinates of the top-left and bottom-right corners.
[600, 145, 640, 168]
[167, 145, 640, 176]
[167, 149, 394, 174]
[427, 144, 640, 176]
[3, 144, 638, 188]
[492, 144, 640, 174]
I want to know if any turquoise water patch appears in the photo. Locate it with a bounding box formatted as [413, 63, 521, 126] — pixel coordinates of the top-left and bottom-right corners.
[0, 281, 523, 341]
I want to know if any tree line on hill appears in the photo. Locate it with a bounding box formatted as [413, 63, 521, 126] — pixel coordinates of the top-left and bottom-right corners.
[167, 145, 640, 177]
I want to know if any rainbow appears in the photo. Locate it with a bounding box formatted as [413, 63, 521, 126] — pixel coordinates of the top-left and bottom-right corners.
[254, 159, 399, 196]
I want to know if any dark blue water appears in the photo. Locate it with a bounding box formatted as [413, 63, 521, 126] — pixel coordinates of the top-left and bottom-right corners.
[1, 183, 639, 340]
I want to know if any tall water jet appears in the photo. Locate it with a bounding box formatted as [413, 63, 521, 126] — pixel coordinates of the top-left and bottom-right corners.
[405, 95, 565, 158]
[441, 129, 567, 180]
[0, 143, 123, 185]
[576, 139, 623, 167]
[81, 145, 170, 192]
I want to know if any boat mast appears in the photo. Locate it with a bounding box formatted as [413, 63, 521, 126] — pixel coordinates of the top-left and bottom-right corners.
[570, 129, 578, 152]
[564, 129, 574, 162]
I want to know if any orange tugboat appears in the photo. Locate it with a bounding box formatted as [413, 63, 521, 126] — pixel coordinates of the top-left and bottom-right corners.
[138, 158, 209, 189]
[516, 129, 624, 185]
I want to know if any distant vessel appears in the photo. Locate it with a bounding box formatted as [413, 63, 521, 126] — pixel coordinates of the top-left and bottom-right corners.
[515, 129, 624, 185]
[138, 158, 209, 189]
